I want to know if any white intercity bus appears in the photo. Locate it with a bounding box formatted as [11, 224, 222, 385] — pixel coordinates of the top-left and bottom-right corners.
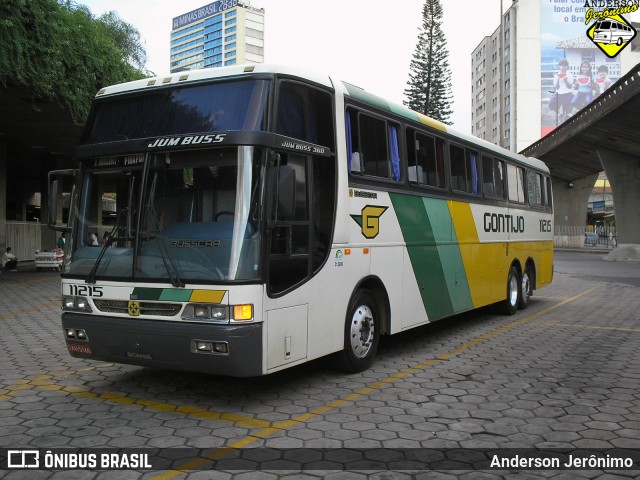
[48, 65, 553, 377]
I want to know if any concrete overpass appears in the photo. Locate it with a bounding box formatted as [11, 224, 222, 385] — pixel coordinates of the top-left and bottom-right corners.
[522, 61, 640, 262]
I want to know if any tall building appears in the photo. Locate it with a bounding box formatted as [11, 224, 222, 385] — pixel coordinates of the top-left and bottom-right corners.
[170, 1, 265, 73]
[471, 0, 640, 153]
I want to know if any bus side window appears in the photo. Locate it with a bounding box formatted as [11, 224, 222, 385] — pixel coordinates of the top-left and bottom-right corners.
[527, 170, 543, 207]
[543, 175, 553, 208]
[482, 155, 506, 199]
[275, 81, 334, 150]
[507, 163, 526, 203]
[450, 145, 479, 195]
[469, 150, 479, 195]
[359, 113, 390, 179]
[408, 130, 445, 188]
[346, 110, 362, 174]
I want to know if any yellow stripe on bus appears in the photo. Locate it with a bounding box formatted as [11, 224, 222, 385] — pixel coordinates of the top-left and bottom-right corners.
[189, 290, 226, 303]
[416, 113, 448, 132]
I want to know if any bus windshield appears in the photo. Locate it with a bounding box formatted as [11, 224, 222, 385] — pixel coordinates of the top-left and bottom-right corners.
[67, 146, 264, 284]
[81, 79, 270, 144]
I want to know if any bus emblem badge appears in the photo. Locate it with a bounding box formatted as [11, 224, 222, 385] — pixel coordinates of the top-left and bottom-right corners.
[351, 205, 388, 239]
[128, 301, 141, 317]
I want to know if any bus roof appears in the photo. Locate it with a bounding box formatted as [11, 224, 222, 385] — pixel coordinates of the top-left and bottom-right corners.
[95, 64, 334, 97]
[94, 64, 548, 173]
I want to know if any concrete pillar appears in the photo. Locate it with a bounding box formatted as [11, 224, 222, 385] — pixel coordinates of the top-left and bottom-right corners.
[0, 140, 6, 252]
[551, 173, 598, 248]
[598, 147, 640, 261]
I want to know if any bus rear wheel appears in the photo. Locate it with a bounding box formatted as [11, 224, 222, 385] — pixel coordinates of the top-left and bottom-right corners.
[499, 266, 520, 315]
[519, 265, 533, 310]
[334, 289, 380, 373]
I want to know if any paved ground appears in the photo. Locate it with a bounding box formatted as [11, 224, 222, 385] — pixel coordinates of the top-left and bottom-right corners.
[0, 251, 639, 479]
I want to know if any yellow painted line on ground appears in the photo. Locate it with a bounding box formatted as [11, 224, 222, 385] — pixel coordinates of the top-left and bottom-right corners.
[151, 285, 602, 479]
[24, 376, 269, 429]
[530, 321, 640, 333]
[0, 276, 60, 289]
[0, 364, 115, 401]
[0, 300, 59, 320]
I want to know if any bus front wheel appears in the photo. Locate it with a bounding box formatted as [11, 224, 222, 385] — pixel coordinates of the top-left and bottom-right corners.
[499, 266, 520, 316]
[334, 289, 380, 373]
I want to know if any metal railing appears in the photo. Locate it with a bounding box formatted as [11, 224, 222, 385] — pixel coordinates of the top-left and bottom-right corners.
[555, 225, 617, 250]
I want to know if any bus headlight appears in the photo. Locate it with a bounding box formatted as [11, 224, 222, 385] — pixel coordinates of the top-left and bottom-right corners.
[62, 296, 93, 312]
[183, 304, 229, 322]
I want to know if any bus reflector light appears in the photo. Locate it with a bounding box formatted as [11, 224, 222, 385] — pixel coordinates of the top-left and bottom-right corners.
[214, 342, 228, 353]
[233, 304, 253, 321]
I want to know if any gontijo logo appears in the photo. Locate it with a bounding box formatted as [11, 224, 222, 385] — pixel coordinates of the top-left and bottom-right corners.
[350, 205, 388, 239]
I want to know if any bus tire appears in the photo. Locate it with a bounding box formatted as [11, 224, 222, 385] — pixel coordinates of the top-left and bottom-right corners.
[499, 266, 520, 315]
[519, 265, 533, 310]
[334, 289, 380, 373]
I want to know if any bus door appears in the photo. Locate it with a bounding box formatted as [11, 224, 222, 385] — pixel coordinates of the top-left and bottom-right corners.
[262, 150, 312, 371]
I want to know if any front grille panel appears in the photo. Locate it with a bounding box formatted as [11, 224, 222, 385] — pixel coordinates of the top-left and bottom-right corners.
[94, 300, 182, 317]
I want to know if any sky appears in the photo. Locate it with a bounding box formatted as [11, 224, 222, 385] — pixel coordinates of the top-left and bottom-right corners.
[79, 0, 508, 134]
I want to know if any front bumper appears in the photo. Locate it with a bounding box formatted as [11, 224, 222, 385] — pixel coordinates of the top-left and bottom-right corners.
[62, 313, 263, 377]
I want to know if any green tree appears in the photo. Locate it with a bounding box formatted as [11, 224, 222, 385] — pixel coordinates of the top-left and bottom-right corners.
[404, 0, 453, 124]
[0, 0, 148, 122]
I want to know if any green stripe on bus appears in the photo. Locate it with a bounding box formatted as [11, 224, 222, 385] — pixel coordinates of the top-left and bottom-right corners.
[160, 289, 192, 302]
[390, 194, 453, 320]
[435, 200, 473, 314]
[131, 287, 163, 300]
[131, 287, 192, 301]
[390, 194, 473, 320]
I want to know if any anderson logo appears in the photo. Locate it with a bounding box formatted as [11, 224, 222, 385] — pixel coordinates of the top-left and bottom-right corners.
[147, 134, 227, 149]
[585, 1, 638, 58]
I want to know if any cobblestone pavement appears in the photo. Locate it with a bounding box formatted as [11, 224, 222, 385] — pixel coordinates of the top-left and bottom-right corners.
[0, 262, 639, 479]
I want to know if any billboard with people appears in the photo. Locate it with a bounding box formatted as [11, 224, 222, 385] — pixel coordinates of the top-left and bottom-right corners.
[540, 0, 624, 137]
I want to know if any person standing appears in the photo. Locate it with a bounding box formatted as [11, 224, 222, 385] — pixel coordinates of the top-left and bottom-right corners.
[549, 58, 575, 122]
[571, 61, 595, 111]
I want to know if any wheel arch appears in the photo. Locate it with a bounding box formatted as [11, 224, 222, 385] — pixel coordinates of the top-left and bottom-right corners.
[351, 275, 391, 335]
[524, 257, 537, 290]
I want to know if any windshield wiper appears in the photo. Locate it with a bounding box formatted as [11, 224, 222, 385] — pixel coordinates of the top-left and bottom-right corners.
[144, 203, 185, 288]
[86, 208, 128, 284]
